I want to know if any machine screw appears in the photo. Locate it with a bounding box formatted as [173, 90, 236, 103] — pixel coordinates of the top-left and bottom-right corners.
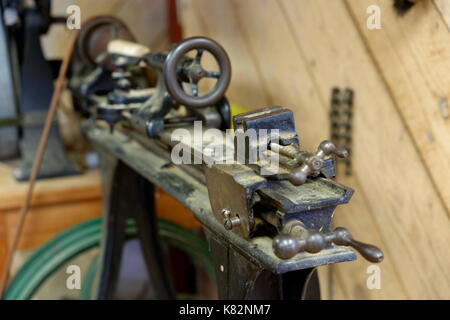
[222, 209, 241, 230]
[222, 209, 231, 218]
[224, 217, 241, 230]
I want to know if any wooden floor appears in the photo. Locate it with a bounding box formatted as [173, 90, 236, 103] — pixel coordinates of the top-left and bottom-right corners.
[181, 0, 450, 299]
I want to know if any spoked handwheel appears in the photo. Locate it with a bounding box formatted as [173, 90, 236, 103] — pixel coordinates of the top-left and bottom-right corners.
[164, 37, 232, 108]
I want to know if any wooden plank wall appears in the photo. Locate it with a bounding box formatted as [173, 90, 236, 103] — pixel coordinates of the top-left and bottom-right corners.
[181, 0, 450, 299]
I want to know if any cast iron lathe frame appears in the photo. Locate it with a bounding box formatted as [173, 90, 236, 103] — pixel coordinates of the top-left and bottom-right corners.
[69, 19, 383, 300]
[84, 119, 358, 299]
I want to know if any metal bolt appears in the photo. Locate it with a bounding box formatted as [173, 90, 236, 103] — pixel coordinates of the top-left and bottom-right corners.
[224, 217, 241, 230]
[308, 157, 324, 171]
[221, 209, 231, 218]
[290, 225, 307, 238]
[222, 209, 241, 230]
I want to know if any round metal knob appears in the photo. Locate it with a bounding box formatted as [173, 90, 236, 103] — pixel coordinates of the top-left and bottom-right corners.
[288, 140, 349, 186]
[273, 224, 384, 263]
[163, 37, 231, 108]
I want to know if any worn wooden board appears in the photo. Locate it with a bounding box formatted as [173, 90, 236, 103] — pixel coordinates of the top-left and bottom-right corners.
[0, 166, 101, 280]
[182, 0, 450, 299]
[0, 162, 198, 274]
[3, 199, 102, 249]
[434, 0, 450, 30]
[180, 0, 271, 112]
[0, 164, 103, 248]
[346, 0, 450, 214]
[281, 0, 450, 299]
[0, 164, 102, 211]
[114, 0, 169, 51]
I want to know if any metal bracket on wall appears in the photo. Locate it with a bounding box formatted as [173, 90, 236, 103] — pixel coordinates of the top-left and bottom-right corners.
[330, 88, 353, 176]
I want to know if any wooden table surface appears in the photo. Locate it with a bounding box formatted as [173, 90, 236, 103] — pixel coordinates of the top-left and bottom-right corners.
[0, 163, 103, 272]
[0, 161, 200, 274]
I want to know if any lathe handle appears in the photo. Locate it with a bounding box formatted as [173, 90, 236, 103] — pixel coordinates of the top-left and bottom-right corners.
[331, 227, 384, 263]
[272, 226, 383, 263]
[288, 140, 348, 186]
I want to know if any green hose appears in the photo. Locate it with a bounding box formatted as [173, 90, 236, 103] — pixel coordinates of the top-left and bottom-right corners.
[5, 217, 214, 300]
[80, 255, 99, 300]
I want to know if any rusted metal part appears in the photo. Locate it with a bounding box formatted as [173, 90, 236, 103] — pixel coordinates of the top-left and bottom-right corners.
[156, 118, 356, 248]
[287, 141, 348, 186]
[83, 121, 356, 275]
[71, 37, 231, 138]
[233, 107, 339, 183]
[234, 106, 300, 149]
[205, 164, 266, 238]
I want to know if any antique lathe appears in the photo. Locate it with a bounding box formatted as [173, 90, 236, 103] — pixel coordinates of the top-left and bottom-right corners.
[69, 17, 383, 300]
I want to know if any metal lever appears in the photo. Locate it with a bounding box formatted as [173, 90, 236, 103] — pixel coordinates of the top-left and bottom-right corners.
[272, 223, 384, 263]
[288, 140, 348, 186]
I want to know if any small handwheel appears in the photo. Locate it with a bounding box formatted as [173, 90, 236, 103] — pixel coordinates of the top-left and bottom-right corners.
[163, 37, 231, 108]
